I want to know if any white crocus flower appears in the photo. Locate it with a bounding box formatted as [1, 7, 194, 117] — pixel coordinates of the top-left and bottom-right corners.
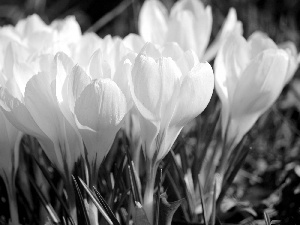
[139, 0, 242, 61]
[130, 42, 214, 223]
[215, 32, 290, 149]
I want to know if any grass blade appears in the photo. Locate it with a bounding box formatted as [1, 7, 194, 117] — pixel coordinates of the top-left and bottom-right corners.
[210, 180, 217, 225]
[198, 174, 208, 225]
[93, 186, 120, 225]
[264, 211, 271, 225]
[28, 175, 60, 224]
[77, 177, 113, 225]
[72, 175, 91, 225]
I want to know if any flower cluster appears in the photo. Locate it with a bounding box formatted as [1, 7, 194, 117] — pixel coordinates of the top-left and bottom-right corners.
[0, 0, 298, 224]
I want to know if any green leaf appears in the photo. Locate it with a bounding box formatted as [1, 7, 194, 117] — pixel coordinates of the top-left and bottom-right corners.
[159, 194, 182, 225]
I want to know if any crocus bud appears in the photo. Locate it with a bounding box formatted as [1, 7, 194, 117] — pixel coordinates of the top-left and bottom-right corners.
[215, 32, 290, 147]
[60, 49, 130, 181]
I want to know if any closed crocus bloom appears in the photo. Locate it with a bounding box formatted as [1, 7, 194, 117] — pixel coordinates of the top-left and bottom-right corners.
[130, 42, 214, 222]
[0, 53, 82, 175]
[215, 32, 290, 148]
[139, 0, 242, 61]
[58, 50, 130, 182]
[131, 42, 214, 162]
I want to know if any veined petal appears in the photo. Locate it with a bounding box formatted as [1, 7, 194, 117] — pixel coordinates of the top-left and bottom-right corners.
[176, 50, 199, 76]
[167, 11, 197, 55]
[74, 79, 127, 168]
[279, 41, 299, 83]
[139, 0, 168, 45]
[248, 31, 277, 59]
[67, 65, 91, 113]
[123, 33, 146, 53]
[0, 87, 57, 166]
[203, 8, 243, 62]
[130, 49, 161, 121]
[75, 79, 127, 131]
[161, 42, 184, 60]
[158, 57, 182, 128]
[87, 49, 111, 80]
[24, 72, 59, 144]
[232, 49, 289, 118]
[15, 14, 50, 38]
[170, 0, 206, 18]
[171, 62, 214, 127]
[72, 33, 102, 69]
[114, 53, 136, 108]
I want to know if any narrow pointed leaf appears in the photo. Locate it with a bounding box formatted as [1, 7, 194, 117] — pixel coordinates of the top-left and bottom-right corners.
[72, 176, 91, 225]
[264, 212, 271, 225]
[28, 175, 60, 224]
[77, 177, 113, 225]
[93, 186, 120, 225]
[210, 180, 217, 225]
[198, 174, 208, 225]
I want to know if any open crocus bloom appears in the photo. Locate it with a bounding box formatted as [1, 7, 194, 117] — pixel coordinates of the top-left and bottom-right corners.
[130, 42, 214, 163]
[139, 0, 242, 61]
[215, 32, 290, 148]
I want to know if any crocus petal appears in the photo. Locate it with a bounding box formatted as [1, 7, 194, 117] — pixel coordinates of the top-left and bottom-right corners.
[114, 53, 136, 108]
[214, 33, 249, 134]
[203, 8, 243, 62]
[87, 49, 112, 80]
[168, 0, 212, 58]
[248, 31, 277, 59]
[231, 49, 289, 117]
[123, 33, 146, 53]
[72, 33, 102, 68]
[0, 87, 56, 165]
[161, 42, 184, 60]
[74, 79, 127, 168]
[15, 14, 50, 38]
[130, 49, 161, 121]
[139, 0, 168, 45]
[171, 62, 214, 127]
[279, 41, 299, 83]
[66, 65, 91, 113]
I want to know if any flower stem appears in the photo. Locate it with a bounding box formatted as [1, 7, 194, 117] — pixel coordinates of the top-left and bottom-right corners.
[143, 158, 158, 225]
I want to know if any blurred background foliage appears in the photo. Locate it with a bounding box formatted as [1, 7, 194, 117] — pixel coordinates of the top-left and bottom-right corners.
[1, 0, 300, 224]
